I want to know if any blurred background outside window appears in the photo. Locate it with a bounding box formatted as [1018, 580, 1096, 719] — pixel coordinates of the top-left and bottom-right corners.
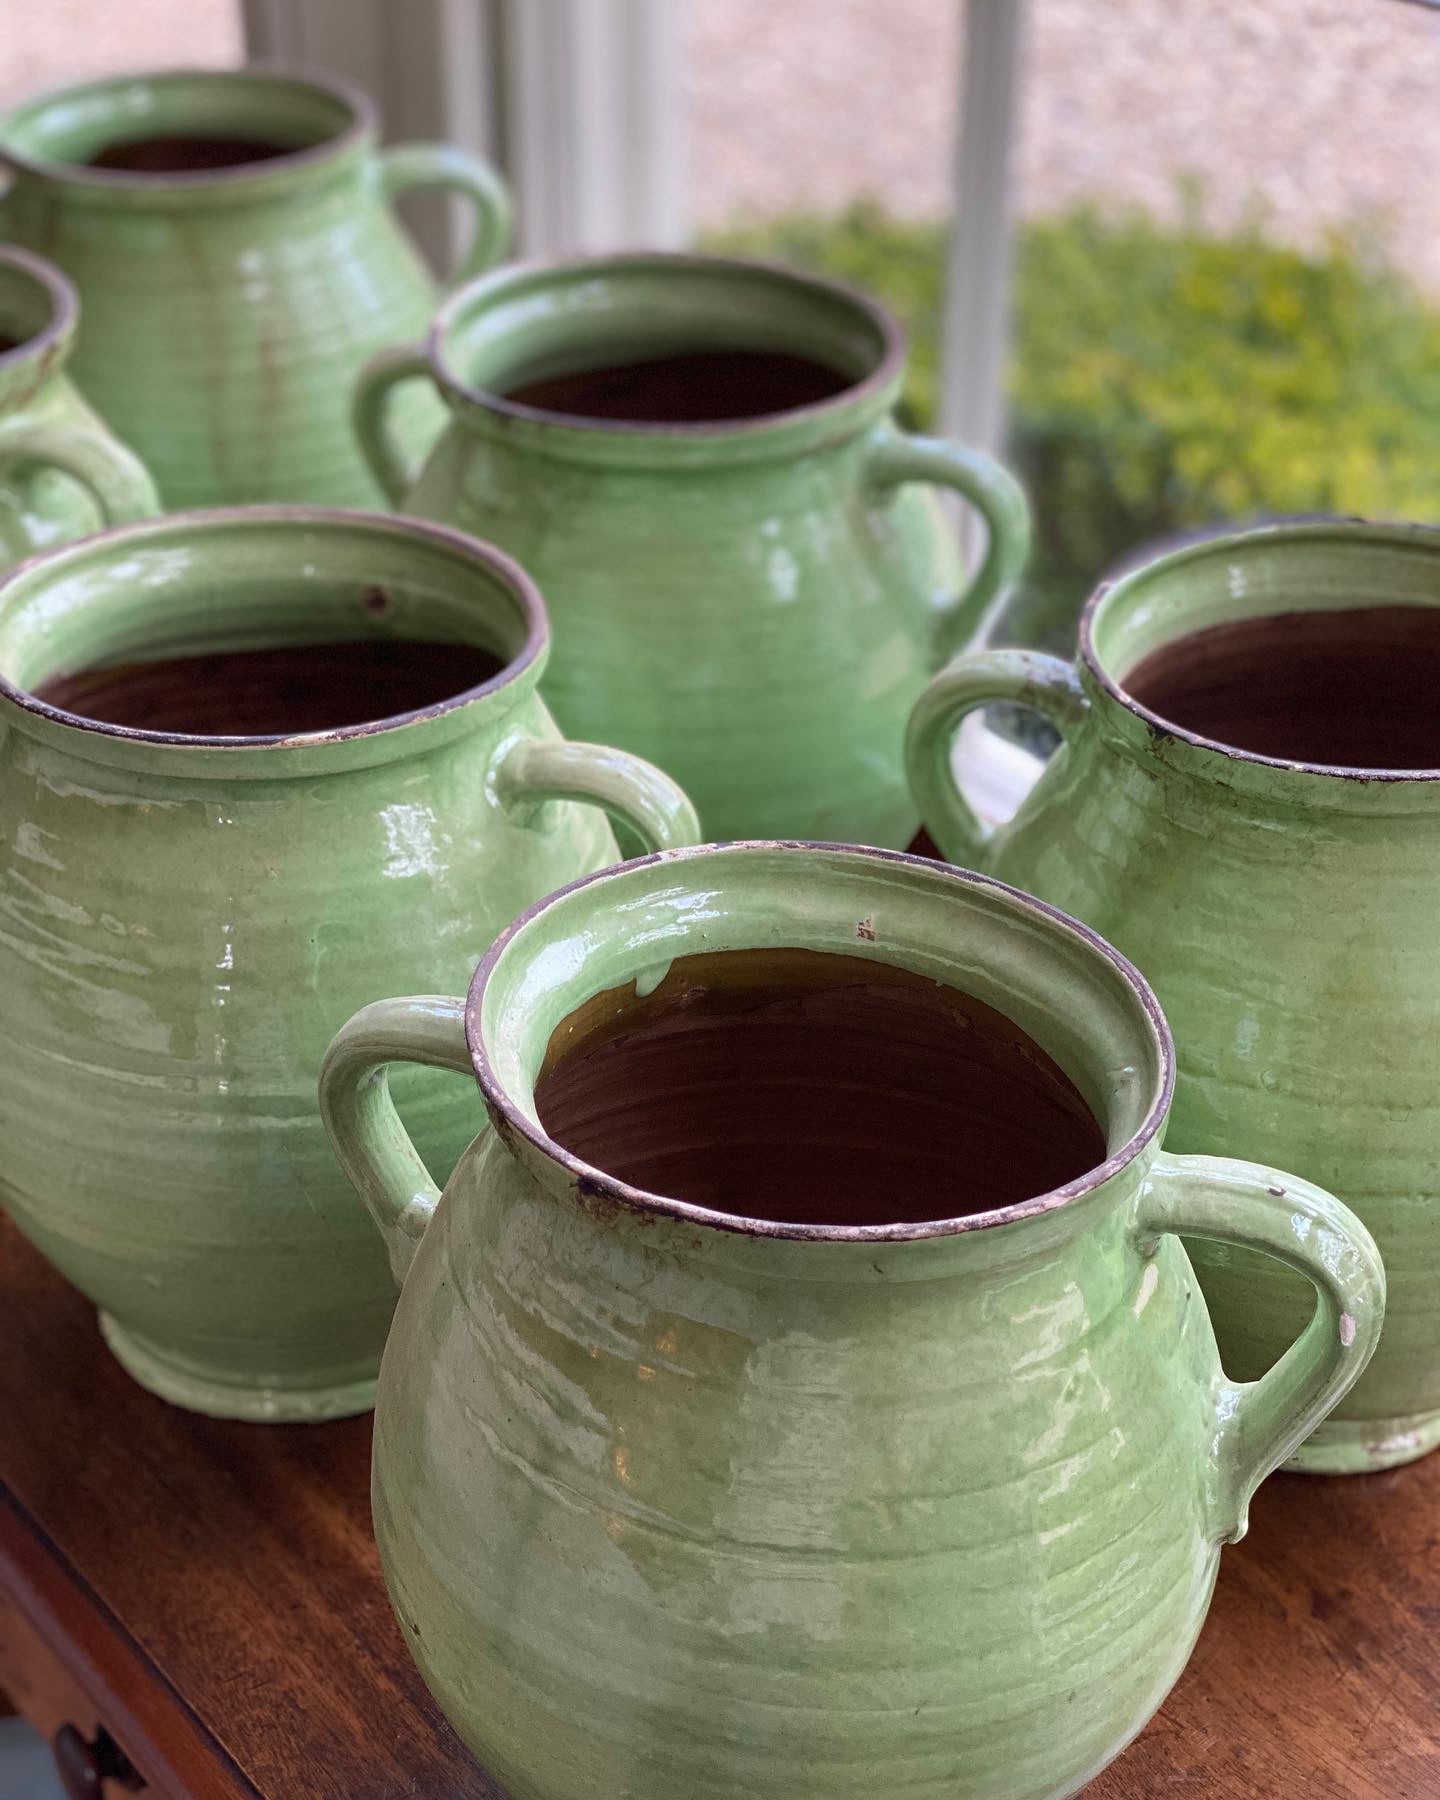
[7, 0, 1439, 658]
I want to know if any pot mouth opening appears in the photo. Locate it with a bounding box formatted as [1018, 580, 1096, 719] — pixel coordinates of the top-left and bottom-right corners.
[0, 66, 369, 191]
[430, 252, 905, 442]
[0, 248, 74, 375]
[0, 508, 546, 751]
[1082, 518, 1440, 782]
[468, 842, 1173, 1243]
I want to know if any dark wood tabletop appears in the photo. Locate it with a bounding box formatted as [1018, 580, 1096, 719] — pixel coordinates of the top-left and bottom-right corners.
[1, 1215, 1437, 1799]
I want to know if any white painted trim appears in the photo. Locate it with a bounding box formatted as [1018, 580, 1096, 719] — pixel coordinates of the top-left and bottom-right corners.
[957, 715, 1044, 830]
[501, 0, 687, 254]
[240, 0, 502, 269]
[940, 0, 1027, 461]
[242, 0, 688, 259]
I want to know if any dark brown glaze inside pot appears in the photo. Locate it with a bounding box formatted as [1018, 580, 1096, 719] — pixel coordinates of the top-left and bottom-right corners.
[0, 336, 23, 356]
[33, 639, 505, 735]
[86, 135, 297, 172]
[534, 947, 1105, 1227]
[1123, 604, 1440, 768]
[501, 349, 851, 424]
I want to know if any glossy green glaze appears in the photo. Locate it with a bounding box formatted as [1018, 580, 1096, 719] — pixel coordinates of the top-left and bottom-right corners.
[0, 67, 510, 509]
[354, 253, 1031, 843]
[321, 842, 1383, 1799]
[908, 520, 1439, 1472]
[0, 246, 157, 562]
[0, 508, 697, 1420]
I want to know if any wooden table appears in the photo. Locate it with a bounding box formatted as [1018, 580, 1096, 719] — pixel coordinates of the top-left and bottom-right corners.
[2, 1217, 1437, 1798]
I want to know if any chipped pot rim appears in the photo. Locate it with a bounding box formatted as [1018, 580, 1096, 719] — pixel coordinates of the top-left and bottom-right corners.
[0, 245, 77, 373]
[464, 840, 1176, 1244]
[0, 64, 375, 195]
[1080, 517, 1440, 784]
[425, 249, 908, 443]
[0, 506, 548, 752]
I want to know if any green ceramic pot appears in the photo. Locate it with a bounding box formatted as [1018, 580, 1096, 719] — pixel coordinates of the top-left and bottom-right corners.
[0, 508, 697, 1421]
[353, 253, 1031, 843]
[0, 246, 157, 562]
[320, 842, 1382, 1800]
[0, 66, 511, 509]
[907, 519, 1440, 1473]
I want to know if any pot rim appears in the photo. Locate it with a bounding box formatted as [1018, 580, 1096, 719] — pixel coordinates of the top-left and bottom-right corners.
[0, 63, 375, 195]
[0, 246, 77, 373]
[464, 841, 1176, 1244]
[424, 249, 908, 443]
[0, 505, 549, 751]
[1079, 516, 1440, 784]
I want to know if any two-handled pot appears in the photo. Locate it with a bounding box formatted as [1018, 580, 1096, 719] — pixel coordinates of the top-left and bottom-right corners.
[322, 841, 1382, 1798]
[0, 507, 697, 1419]
[908, 519, 1435, 1471]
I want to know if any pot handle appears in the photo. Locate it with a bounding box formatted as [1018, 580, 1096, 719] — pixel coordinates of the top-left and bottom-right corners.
[319, 994, 471, 1285]
[864, 430, 1032, 665]
[378, 142, 513, 284]
[0, 420, 160, 527]
[1137, 1151, 1385, 1543]
[493, 737, 702, 853]
[351, 344, 434, 505]
[905, 649, 1087, 866]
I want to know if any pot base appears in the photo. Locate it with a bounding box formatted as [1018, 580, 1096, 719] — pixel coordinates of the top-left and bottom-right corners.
[100, 1315, 378, 1423]
[1284, 1406, 1440, 1475]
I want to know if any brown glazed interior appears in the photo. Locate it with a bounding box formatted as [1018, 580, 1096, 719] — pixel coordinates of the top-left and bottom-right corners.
[1123, 604, 1440, 770]
[86, 134, 297, 172]
[501, 347, 853, 425]
[533, 947, 1106, 1228]
[33, 640, 506, 736]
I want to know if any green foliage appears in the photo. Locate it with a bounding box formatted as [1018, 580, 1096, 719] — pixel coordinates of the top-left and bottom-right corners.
[709, 200, 1440, 645]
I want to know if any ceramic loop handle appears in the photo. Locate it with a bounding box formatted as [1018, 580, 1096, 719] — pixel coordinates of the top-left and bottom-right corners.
[905, 649, 1086, 866]
[378, 142, 513, 285]
[865, 431, 1032, 666]
[319, 995, 470, 1285]
[1138, 1152, 1385, 1544]
[351, 344, 434, 505]
[493, 737, 702, 853]
[0, 420, 160, 527]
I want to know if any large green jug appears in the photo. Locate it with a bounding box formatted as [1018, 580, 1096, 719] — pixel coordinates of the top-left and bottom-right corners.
[355, 253, 1030, 843]
[909, 520, 1438, 1472]
[0, 508, 696, 1421]
[321, 841, 1382, 1799]
[0, 66, 510, 508]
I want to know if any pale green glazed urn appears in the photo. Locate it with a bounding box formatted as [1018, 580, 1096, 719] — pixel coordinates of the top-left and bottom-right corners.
[908, 520, 1439, 1473]
[320, 842, 1383, 1799]
[353, 253, 1031, 844]
[0, 66, 511, 509]
[0, 508, 698, 1420]
[0, 245, 158, 562]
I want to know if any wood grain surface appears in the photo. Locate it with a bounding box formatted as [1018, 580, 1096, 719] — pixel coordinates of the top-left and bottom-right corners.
[1, 1217, 1436, 1798]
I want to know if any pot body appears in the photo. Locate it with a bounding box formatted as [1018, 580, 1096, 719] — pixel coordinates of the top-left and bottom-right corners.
[409, 427, 959, 844]
[908, 522, 1440, 1471]
[0, 510, 695, 1419]
[363, 255, 1030, 843]
[0, 69, 509, 509]
[375, 1145, 1223, 1800]
[325, 842, 1381, 1796]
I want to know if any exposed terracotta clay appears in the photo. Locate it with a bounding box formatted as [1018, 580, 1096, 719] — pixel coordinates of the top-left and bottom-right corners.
[33, 639, 505, 735]
[534, 945, 1105, 1226]
[1124, 604, 1440, 768]
[501, 348, 851, 424]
